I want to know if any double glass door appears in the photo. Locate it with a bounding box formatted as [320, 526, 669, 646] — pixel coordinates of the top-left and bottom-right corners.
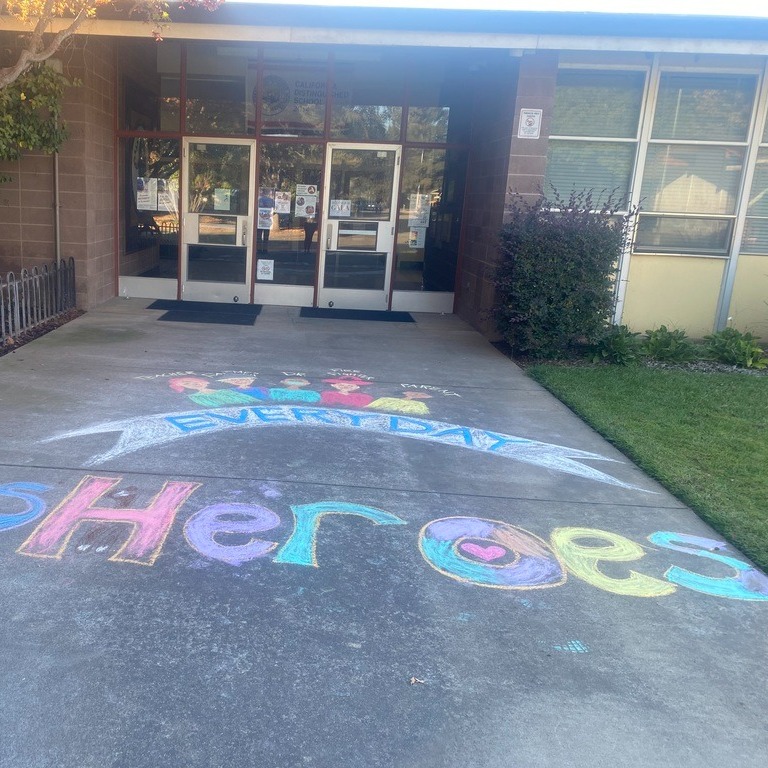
[181, 138, 256, 303]
[317, 144, 402, 310]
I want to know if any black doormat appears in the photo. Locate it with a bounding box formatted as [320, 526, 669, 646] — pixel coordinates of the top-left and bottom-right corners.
[149, 300, 261, 326]
[157, 310, 257, 326]
[300, 307, 414, 322]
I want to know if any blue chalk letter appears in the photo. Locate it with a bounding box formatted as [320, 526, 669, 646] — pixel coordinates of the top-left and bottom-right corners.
[274, 501, 406, 567]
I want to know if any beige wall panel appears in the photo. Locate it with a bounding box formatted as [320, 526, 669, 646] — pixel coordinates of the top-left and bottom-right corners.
[621, 255, 725, 338]
[728, 255, 768, 338]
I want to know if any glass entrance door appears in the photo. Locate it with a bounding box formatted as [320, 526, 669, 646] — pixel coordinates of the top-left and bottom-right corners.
[181, 138, 256, 303]
[317, 144, 401, 310]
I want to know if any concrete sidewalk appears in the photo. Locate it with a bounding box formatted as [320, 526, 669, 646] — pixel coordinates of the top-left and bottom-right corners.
[0, 299, 765, 768]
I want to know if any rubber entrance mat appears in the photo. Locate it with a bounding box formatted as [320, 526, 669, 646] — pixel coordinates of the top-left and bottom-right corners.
[300, 307, 414, 322]
[148, 300, 261, 326]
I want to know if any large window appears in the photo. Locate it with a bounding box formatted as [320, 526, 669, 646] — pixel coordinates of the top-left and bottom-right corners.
[394, 148, 467, 292]
[545, 70, 645, 200]
[119, 138, 180, 279]
[635, 73, 757, 255]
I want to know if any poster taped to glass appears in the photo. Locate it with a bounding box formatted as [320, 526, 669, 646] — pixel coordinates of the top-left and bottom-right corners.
[295, 194, 318, 218]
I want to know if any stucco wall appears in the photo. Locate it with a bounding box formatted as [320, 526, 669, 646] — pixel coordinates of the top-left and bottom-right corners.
[728, 254, 768, 338]
[620, 255, 726, 338]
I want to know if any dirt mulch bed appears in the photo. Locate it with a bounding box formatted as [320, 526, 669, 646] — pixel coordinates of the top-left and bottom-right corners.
[1, 309, 84, 359]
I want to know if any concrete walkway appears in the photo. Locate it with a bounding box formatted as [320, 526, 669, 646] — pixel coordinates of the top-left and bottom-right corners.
[0, 299, 766, 768]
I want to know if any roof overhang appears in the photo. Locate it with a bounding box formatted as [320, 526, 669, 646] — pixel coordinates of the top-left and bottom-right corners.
[3, 5, 768, 56]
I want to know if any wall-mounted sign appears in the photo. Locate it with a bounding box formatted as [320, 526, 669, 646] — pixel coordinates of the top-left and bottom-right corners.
[518, 108, 542, 139]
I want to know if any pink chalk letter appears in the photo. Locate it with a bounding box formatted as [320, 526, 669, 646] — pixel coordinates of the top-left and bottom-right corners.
[17, 475, 200, 565]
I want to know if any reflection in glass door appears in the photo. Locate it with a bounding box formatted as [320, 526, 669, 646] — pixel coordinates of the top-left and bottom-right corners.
[182, 139, 256, 303]
[318, 144, 401, 310]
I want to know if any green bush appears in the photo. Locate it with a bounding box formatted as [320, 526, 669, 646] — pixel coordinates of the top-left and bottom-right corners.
[704, 327, 768, 369]
[591, 325, 641, 365]
[493, 189, 635, 359]
[0, 65, 72, 164]
[641, 325, 696, 362]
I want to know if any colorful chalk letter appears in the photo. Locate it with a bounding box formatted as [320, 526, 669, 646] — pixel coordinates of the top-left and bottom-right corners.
[649, 532, 768, 601]
[184, 502, 281, 566]
[419, 516, 566, 589]
[273, 501, 405, 567]
[551, 527, 676, 597]
[0, 482, 49, 531]
[17, 475, 200, 565]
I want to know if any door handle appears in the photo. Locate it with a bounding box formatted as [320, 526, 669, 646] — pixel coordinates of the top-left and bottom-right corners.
[326, 222, 333, 249]
[242, 220, 247, 246]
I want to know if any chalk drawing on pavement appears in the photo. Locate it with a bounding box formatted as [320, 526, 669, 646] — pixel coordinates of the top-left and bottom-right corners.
[4, 476, 768, 602]
[44, 406, 645, 491]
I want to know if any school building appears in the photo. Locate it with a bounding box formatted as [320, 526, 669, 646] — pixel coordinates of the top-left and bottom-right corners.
[2, 4, 768, 338]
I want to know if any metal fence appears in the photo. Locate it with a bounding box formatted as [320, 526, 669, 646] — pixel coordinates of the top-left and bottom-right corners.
[1, 258, 77, 346]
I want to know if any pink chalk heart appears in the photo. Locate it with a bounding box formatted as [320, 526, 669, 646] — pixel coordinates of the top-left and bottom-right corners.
[460, 542, 507, 562]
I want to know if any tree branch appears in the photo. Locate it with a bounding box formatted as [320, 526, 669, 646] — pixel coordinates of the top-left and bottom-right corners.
[0, 7, 87, 90]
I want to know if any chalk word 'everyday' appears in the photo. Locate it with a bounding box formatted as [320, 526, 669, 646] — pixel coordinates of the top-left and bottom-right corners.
[44, 406, 645, 490]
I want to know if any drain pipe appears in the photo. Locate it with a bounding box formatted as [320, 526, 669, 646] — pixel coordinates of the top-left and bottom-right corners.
[53, 150, 61, 266]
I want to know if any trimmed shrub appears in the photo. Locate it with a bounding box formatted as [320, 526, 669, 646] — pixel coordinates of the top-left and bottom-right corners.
[704, 328, 767, 369]
[494, 189, 635, 359]
[591, 324, 642, 365]
[642, 325, 696, 362]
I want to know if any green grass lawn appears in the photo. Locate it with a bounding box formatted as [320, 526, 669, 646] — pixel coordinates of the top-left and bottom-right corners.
[528, 364, 768, 572]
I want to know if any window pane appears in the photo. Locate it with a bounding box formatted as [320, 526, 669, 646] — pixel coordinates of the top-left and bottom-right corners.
[652, 73, 756, 142]
[187, 143, 251, 215]
[635, 215, 732, 255]
[395, 148, 466, 292]
[741, 218, 768, 255]
[119, 138, 180, 278]
[407, 107, 450, 144]
[551, 70, 645, 138]
[743, 148, 768, 254]
[641, 144, 744, 215]
[327, 148, 397, 220]
[747, 149, 768, 217]
[331, 61, 404, 140]
[545, 141, 635, 199]
[119, 40, 181, 132]
[186, 43, 252, 135]
[404, 51, 473, 144]
[256, 143, 323, 285]
[259, 69, 327, 137]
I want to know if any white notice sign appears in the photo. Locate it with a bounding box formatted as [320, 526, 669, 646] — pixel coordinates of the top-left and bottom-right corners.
[136, 178, 158, 211]
[275, 191, 291, 214]
[214, 188, 231, 211]
[257, 259, 275, 281]
[518, 108, 542, 139]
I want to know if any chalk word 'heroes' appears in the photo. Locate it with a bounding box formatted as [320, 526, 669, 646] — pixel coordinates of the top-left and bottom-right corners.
[2, 477, 767, 602]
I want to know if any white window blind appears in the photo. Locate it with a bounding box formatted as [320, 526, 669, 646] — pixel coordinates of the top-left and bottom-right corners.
[545, 69, 645, 200]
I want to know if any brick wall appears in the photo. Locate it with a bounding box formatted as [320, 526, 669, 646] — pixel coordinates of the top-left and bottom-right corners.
[455, 51, 559, 336]
[0, 36, 116, 308]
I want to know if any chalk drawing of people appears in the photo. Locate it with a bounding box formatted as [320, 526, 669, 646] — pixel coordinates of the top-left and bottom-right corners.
[320, 375, 374, 408]
[168, 377, 260, 407]
[218, 377, 269, 400]
[269, 376, 322, 403]
[366, 391, 432, 415]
